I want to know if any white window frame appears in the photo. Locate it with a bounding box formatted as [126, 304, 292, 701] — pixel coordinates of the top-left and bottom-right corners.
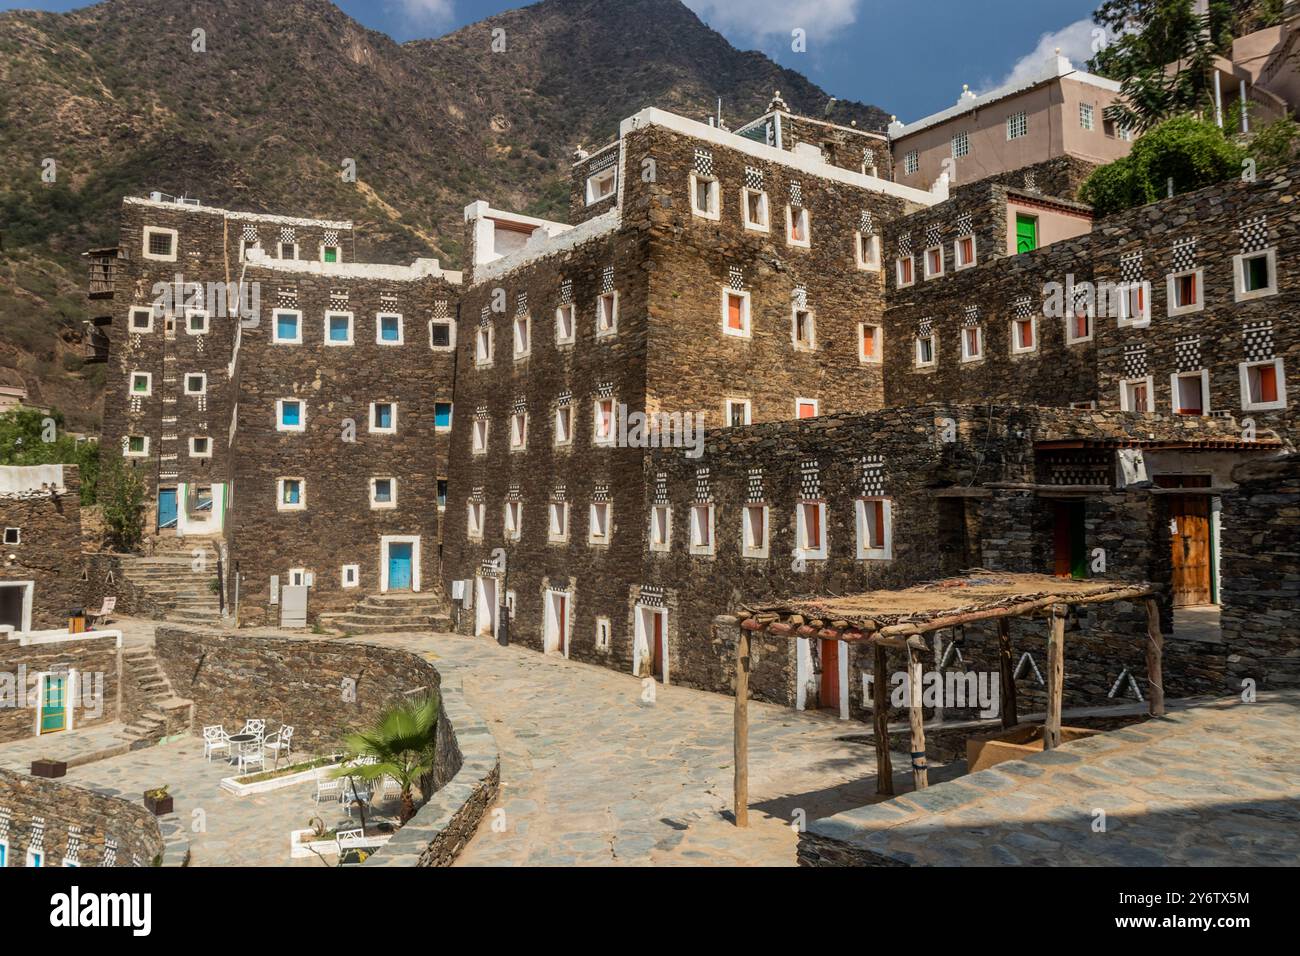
[510, 410, 528, 451]
[467, 501, 485, 540]
[1118, 281, 1151, 327]
[273, 309, 303, 345]
[188, 436, 212, 459]
[554, 405, 573, 447]
[513, 314, 531, 359]
[795, 501, 828, 561]
[129, 371, 153, 397]
[341, 565, 360, 588]
[1120, 376, 1155, 413]
[855, 497, 893, 560]
[596, 291, 619, 338]
[895, 255, 915, 288]
[1170, 370, 1211, 416]
[741, 188, 769, 232]
[3, 527, 20, 546]
[555, 304, 575, 346]
[786, 206, 811, 248]
[721, 288, 751, 338]
[142, 226, 178, 262]
[725, 398, 752, 428]
[369, 401, 397, 435]
[1066, 302, 1094, 345]
[472, 418, 489, 455]
[796, 397, 819, 419]
[593, 397, 617, 446]
[504, 500, 523, 541]
[319, 244, 342, 265]
[124, 435, 150, 457]
[276, 398, 306, 433]
[595, 617, 612, 651]
[690, 172, 721, 220]
[585, 167, 617, 205]
[952, 130, 970, 158]
[903, 150, 919, 175]
[475, 323, 494, 366]
[428, 318, 455, 351]
[1233, 248, 1278, 301]
[689, 502, 715, 556]
[649, 504, 672, 552]
[914, 333, 937, 368]
[859, 323, 882, 365]
[961, 325, 983, 363]
[1011, 317, 1038, 354]
[376, 312, 404, 346]
[1080, 103, 1095, 131]
[855, 232, 881, 271]
[791, 306, 816, 351]
[185, 309, 209, 336]
[1239, 358, 1287, 412]
[129, 307, 154, 333]
[589, 501, 612, 546]
[1166, 268, 1205, 316]
[277, 477, 306, 512]
[183, 372, 207, 396]
[238, 238, 260, 262]
[369, 477, 397, 510]
[1007, 111, 1028, 140]
[278, 241, 300, 261]
[923, 245, 945, 280]
[325, 311, 355, 346]
[741, 504, 769, 559]
[954, 235, 977, 270]
[548, 501, 570, 544]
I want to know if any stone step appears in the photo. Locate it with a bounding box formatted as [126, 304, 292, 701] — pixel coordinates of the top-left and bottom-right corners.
[330, 610, 437, 626]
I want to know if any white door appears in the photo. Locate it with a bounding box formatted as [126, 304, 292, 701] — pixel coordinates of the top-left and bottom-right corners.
[544, 591, 569, 656]
[475, 577, 498, 638]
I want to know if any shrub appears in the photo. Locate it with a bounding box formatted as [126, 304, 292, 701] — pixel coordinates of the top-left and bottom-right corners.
[98, 457, 147, 552]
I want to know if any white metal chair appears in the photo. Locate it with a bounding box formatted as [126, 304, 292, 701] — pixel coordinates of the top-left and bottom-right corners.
[313, 770, 342, 807]
[372, 776, 402, 806]
[335, 828, 371, 866]
[265, 726, 294, 766]
[236, 738, 265, 774]
[340, 776, 373, 819]
[240, 719, 266, 740]
[202, 725, 231, 763]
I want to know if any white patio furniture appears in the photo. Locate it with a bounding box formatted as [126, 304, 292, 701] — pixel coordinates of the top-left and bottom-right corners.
[88, 596, 117, 628]
[340, 777, 373, 819]
[372, 776, 402, 805]
[236, 738, 265, 775]
[313, 769, 342, 807]
[202, 725, 231, 763]
[336, 828, 371, 866]
[240, 719, 266, 740]
[265, 726, 294, 766]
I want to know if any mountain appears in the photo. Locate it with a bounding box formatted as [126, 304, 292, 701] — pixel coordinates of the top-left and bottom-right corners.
[0, 0, 890, 431]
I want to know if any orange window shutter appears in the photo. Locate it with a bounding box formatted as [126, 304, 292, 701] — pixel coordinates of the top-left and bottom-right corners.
[727, 294, 742, 329]
[799, 402, 815, 419]
[808, 505, 821, 548]
[872, 500, 885, 547]
[863, 331, 875, 359]
[1260, 365, 1279, 402]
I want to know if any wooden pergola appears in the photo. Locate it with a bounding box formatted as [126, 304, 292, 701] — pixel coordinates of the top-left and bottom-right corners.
[731, 572, 1164, 827]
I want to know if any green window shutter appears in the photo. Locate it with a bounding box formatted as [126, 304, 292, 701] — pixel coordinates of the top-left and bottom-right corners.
[1016, 215, 1038, 254]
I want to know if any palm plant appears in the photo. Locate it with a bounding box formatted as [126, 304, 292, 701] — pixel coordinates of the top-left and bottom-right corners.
[334, 694, 439, 825]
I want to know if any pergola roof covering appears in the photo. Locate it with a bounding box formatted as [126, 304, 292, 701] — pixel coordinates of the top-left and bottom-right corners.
[738, 572, 1154, 641]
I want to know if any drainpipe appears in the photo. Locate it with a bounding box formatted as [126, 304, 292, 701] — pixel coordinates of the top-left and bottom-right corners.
[1214, 70, 1224, 127]
[1240, 80, 1250, 133]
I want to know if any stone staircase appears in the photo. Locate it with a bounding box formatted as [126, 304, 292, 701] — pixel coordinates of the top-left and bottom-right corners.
[319, 592, 453, 636]
[121, 646, 194, 747]
[119, 541, 223, 626]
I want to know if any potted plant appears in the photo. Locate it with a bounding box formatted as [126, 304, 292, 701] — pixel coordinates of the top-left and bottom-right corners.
[143, 785, 173, 815]
[31, 758, 67, 778]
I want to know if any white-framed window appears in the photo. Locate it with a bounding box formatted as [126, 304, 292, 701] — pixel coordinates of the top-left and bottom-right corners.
[183, 372, 207, 396]
[859, 323, 882, 364]
[725, 398, 752, 428]
[589, 501, 611, 545]
[786, 207, 810, 247]
[3, 527, 20, 545]
[277, 477, 305, 511]
[513, 314, 531, 358]
[952, 131, 969, 158]
[1007, 111, 1028, 140]
[1171, 370, 1210, 416]
[796, 397, 819, 419]
[1080, 103, 1095, 131]
[185, 310, 209, 335]
[1120, 376, 1154, 413]
[914, 333, 937, 368]
[429, 319, 454, 350]
[238, 237, 260, 262]
[287, 567, 310, 588]
[476, 323, 494, 366]
[341, 565, 359, 588]
[923, 245, 944, 280]
[370, 477, 397, 510]
[1070, 400, 1098, 410]
[1012, 317, 1037, 354]
[690, 172, 720, 220]
[1118, 282, 1151, 327]
[26, 848, 43, 867]
[1234, 248, 1277, 301]
[689, 503, 715, 555]
[954, 235, 977, 270]
[742, 188, 769, 231]
[596, 291, 619, 337]
[649, 504, 671, 552]
[593, 397, 616, 445]
[320, 243, 342, 264]
[277, 398, 305, 432]
[435, 401, 453, 433]
[472, 418, 489, 455]
[376, 312, 404, 345]
[129, 307, 154, 333]
[586, 166, 617, 205]
[795, 501, 828, 561]
[896, 256, 915, 288]
[555, 304, 575, 345]
[722, 288, 751, 338]
[510, 410, 528, 451]
[855, 232, 881, 270]
[1240, 358, 1287, 411]
[124, 435, 149, 457]
[554, 405, 573, 446]
[369, 401, 397, 434]
[548, 501, 569, 543]
[1067, 300, 1094, 344]
[903, 150, 919, 175]
[741, 504, 769, 559]
[504, 500, 523, 541]
[856, 497, 893, 560]
[142, 226, 178, 262]
[861, 153, 878, 178]
[273, 309, 303, 344]
[1166, 269, 1204, 316]
[961, 325, 983, 362]
[189, 436, 212, 458]
[467, 501, 485, 540]
[326, 311, 354, 345]
[279, 240, 299, 260]
[129, 371, 152, 397]
[792, 306, 816, 351]
[595, 617, 612, 651]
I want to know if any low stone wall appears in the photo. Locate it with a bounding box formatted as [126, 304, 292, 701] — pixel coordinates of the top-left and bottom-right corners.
[0, 767, 168, 866]
[0, 633, 121, 744]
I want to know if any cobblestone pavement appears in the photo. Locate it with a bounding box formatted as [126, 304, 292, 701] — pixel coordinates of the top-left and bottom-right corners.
[364, 632, 928, 867]
[805, 691, 1300, 866]
[0, 723, 133, 772]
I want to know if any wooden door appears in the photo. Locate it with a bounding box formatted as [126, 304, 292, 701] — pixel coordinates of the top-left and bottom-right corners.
[1169, 495, 1212, 606]
[652, 611, 665, 681]
[820, 640, 840, 712]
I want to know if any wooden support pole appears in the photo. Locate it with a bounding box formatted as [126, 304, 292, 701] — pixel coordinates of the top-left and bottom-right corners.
[997, 617, 1018, 729]
[873, 643, 894, 796]
[733, 627, 750, 828]
[907, 645, 928, 791]
[1145, 598, 1166, 717]
[1044, 604, 1066, 750]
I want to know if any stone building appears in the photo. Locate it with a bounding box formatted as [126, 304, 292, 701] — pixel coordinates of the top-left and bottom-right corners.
[0, 465, 84, 633]
[441, 104, 939, 668]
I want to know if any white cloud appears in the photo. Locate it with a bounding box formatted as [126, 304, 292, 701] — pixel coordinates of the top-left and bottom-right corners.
[988, 17, 1112, 91]
[683, 0, 863, 42]
[393, 0, 456, 30]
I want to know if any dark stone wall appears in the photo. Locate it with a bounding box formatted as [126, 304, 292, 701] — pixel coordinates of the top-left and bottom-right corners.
[0, 468, 84, 629]
[0, 633, 120, 743]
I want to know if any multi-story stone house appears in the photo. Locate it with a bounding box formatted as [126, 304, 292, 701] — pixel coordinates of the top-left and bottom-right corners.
[441, 105, 940, 671]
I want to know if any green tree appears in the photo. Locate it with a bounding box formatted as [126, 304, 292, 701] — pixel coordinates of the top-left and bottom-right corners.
[334, 694, 440, 825]
[0, 408, 100, 504]
[97, 457, 147, 552]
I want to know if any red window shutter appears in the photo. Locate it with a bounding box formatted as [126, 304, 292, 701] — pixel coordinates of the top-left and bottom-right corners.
[1259, 365, 1279, 403]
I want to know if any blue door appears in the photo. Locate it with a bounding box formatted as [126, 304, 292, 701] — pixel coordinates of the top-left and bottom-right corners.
[158, 488, 178, 530]
[388, 543, 413, 591]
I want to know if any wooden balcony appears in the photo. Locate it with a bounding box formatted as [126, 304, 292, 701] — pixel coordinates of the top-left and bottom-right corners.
[83, 317, 111, 363]
[84, 247, 120, 299]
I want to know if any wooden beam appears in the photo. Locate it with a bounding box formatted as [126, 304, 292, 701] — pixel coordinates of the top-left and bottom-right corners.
[1145, 598, 1165, 717]
[877, 585, 1155, 638]
[997, 618, 1018, 729]
[873, 643, 893, 796]
[1044, 604, 1066, 750]
[907, 645, 929, 790]
[734, 627, 750, 828]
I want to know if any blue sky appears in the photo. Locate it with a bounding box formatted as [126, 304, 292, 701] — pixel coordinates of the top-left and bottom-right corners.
[1, 0, 1105, 120]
